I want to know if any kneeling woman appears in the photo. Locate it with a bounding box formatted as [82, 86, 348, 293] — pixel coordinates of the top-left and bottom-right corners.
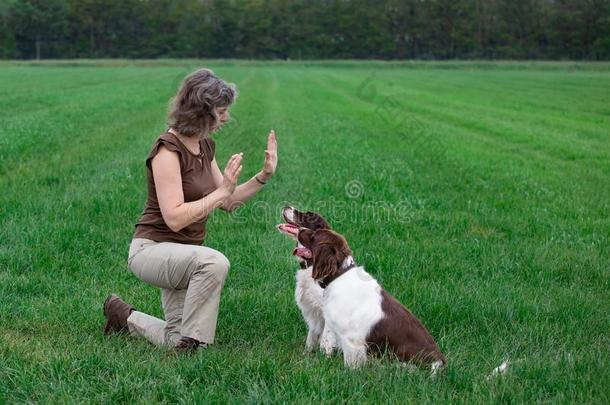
[103, 68, 278, 352]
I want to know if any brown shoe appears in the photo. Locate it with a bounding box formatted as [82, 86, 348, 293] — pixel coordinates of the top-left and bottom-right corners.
[103, 294, 135, 335]
[175, 336, 202, 354]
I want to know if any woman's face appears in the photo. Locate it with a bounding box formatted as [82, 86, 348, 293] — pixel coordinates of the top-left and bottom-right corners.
[212, 107, 230, 131]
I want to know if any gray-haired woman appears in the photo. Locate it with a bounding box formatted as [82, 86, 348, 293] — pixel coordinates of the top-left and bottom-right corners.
[103, 68, 278, 353]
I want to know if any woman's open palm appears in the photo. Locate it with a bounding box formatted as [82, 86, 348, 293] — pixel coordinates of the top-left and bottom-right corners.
[222, 153, 243, 195]
[262, 130, 278, 177]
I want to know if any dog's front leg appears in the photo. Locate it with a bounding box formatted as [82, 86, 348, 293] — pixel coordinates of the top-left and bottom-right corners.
[341, 340, 367, 369]
[319, 323, 337, 356]
[304, 320, 323, 353]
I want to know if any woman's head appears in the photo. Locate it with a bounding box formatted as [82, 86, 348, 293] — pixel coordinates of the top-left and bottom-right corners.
[168, 68, 237, 138]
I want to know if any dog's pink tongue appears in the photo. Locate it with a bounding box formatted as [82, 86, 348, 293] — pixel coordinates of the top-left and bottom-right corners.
[292, 247, 312, 259]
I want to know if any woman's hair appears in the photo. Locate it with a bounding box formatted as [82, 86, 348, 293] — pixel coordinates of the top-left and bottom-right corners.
[168, 68, 237, 137]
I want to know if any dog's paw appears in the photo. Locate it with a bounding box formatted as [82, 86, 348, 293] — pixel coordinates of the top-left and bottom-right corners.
[303, 342, 316, 354]
[319, 332, 337, 357]
[319, 342, 335, 357]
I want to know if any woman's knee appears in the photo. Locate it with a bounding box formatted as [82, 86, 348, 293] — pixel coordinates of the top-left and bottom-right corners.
[212, 252, 230, 280]
[196, 250, 230, 281]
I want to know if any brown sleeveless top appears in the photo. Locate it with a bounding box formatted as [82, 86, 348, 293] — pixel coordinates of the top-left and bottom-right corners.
[133, 131, 217, 245]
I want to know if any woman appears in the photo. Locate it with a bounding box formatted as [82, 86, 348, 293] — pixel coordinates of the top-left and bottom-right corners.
[103, 68, 278, 353]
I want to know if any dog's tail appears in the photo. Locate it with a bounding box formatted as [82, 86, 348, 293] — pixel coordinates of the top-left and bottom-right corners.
[430, 357, 512, 380]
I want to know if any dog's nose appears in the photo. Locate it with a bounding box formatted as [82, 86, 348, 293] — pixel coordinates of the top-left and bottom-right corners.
[282, 206, 295, 222]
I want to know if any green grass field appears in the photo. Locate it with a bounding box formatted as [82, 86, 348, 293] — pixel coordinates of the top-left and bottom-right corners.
[1, 60, 609, 403]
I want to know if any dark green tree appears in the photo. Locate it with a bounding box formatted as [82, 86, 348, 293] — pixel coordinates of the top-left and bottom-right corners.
[0, 0, 609, 60]
[5, 0, 69, 58]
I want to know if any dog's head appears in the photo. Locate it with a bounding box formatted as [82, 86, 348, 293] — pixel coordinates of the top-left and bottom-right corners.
[276, 206, 330, 267]
[297, 228, 352, 282]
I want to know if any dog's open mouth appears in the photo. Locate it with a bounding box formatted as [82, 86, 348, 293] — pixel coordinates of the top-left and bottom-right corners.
[277, 210, 313, 260]
[292, 244, 312, 259]
[277, 223, 313, 259]
[277, 223, 299, 237]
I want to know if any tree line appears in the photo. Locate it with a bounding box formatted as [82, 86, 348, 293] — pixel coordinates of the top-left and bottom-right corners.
[1, 0, 609, 60]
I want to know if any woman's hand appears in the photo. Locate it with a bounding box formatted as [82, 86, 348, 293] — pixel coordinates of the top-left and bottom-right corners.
[220, 153, 243, 196]
[259, 130, 278, 181]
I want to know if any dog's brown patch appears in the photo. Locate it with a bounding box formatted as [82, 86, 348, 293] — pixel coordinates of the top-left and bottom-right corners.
[366, 291, 445, 365]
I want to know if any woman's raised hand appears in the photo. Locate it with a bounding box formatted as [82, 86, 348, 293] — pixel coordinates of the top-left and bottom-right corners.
[260, 130, 278, 181]
[221, 153, 243, 196]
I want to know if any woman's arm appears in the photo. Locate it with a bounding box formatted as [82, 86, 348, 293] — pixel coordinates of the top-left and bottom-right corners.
[210, 158, 267, 212]
[152, 146, 242, 232]
[211, 130, 278, 212]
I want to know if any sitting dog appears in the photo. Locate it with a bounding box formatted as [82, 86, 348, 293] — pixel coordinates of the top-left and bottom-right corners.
[277, 206, 337, 355]
[297, 228, 446, 373]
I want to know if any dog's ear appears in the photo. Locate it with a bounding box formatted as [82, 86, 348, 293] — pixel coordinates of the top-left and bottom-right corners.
[312, 243, 340, 281]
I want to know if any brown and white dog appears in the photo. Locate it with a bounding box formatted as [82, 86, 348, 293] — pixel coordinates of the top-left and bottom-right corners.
[277, 207, 337, 355]
[297, 228, 446, 372]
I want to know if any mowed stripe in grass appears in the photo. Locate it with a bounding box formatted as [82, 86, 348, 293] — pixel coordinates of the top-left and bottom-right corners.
[0, 61, 608, 403]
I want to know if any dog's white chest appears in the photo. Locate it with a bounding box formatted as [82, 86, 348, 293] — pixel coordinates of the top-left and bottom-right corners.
[295, 267, 324, 313]
[323, 268, 384, 337]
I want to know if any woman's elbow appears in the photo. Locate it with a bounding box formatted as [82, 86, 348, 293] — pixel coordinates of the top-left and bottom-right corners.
[168, 223, 183, 233]
[162, 213, 183, 233]
[166, 220, 183, 233]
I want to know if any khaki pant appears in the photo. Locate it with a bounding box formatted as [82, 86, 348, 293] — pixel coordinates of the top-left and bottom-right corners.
[126, 238, 230, 346]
